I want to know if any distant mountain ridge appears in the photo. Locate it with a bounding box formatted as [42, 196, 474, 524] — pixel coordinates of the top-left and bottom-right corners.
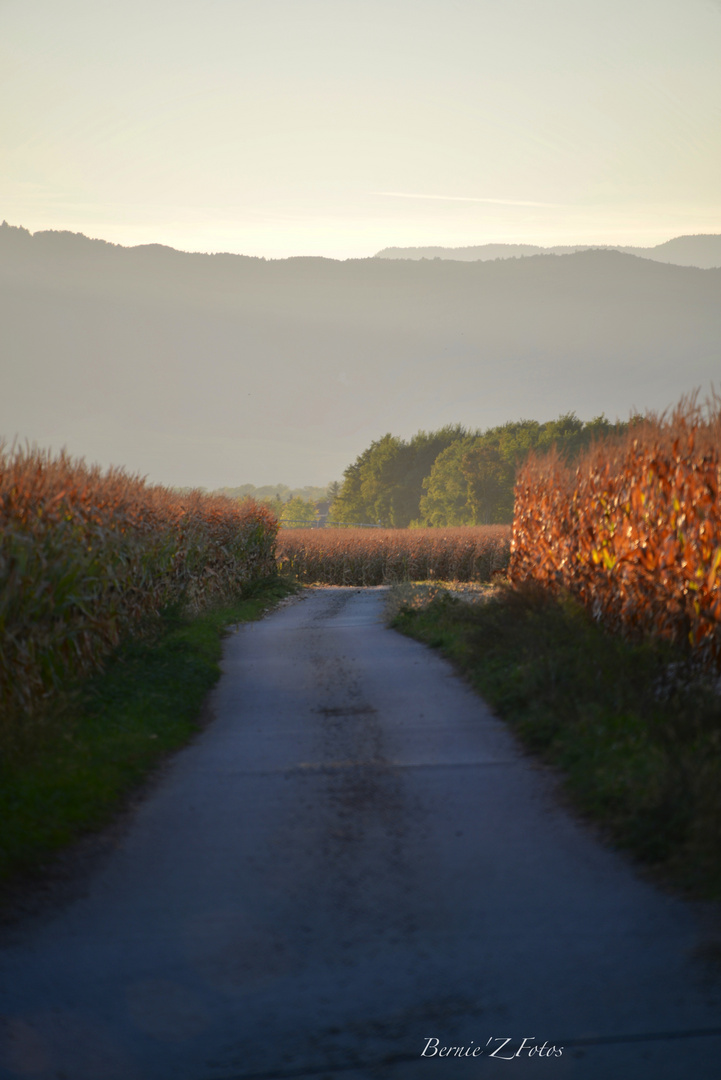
[374, 234, 721, 269]
[1, 221, 719, 488]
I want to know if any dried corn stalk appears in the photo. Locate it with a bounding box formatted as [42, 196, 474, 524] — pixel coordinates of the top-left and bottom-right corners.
[0, 446, 278, 732]
[276, 525, 510, 585]
[510, 398, 721, 668]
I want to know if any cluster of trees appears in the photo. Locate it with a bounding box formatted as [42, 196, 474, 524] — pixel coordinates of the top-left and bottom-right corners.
[217, 414, 631, 528]
[215, 483, 332, 524]
[330, 414, 630, 527]
[329, 427, 465, 527]
[216, 482, 328, 504]
[275, 495, 324, 524]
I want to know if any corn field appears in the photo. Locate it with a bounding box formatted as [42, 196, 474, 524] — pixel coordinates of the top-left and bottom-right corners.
[510, 398, 721, 668]
[0, 446, 278, 736]
[276, 526, 511, 585]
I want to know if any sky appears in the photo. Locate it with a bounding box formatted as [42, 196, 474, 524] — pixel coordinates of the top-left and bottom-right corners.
[2, 0, 721, 259]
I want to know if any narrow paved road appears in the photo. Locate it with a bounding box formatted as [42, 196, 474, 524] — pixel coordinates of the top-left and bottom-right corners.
[1, 587, 720, 1080]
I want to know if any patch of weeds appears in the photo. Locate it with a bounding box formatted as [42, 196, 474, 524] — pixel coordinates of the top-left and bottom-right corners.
[384, 580, 501, 622]
[393, 582, 721, 898]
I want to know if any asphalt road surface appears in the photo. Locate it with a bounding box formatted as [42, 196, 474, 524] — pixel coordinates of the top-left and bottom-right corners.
[1, 587, 720, 1080]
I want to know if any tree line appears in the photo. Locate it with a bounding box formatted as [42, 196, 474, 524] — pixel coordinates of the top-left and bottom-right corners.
[328, 414, 631, 527]
[215, 484, 330, 524]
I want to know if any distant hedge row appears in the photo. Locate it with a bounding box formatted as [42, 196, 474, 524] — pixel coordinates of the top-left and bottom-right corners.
[276, 525, 510, 585]
[0, 446, 278, 745]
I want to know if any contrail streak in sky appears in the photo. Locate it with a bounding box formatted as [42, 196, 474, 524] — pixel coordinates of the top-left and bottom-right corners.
[373, 191, 564, 208]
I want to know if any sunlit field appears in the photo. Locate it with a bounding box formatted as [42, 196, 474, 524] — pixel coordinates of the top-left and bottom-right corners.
[276, 525, 511, 586]
[0, 446, 277, 748]
[511, 397, 721, 669]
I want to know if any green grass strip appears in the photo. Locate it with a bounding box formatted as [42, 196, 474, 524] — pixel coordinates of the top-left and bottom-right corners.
[0, 576, 297, 889]
[392, 583, 721, 899]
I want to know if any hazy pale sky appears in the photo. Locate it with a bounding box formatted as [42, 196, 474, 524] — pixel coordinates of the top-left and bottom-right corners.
[2, 0, 720, 257]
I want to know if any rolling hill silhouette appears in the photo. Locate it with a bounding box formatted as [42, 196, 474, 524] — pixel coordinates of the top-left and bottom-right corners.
[1, 222, 719, 487]
[375, 234, 721, 268]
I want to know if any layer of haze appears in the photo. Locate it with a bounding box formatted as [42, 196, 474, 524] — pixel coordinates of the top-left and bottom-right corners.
[2, 226, 720, 488]
[2, 0, 721, 258]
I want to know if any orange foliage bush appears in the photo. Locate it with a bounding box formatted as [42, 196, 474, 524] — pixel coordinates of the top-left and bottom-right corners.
[276, 526, 510, 585]
[0, 446, 278, 728]
[510, 398, 721, 668]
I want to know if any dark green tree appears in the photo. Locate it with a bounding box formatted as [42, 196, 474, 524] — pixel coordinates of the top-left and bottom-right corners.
[331, 435, 401, 523]
[461, 442, 516, 524]
[417, 437, 478, 526]
[332, 426, 467, 526]
[417, 414, 627, 526]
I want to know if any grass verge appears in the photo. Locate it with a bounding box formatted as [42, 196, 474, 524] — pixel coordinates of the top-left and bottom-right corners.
[391, 581, 721, 899]
[0, 576, 298, 894]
